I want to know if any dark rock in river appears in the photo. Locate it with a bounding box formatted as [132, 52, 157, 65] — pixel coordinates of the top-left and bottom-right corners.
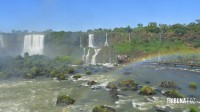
[117, 55, 129, 64]
[87, 80, 97, 86]
[109, 89, 119, 100]
[106, 82, 119, 100]
[160, 81, 178, 89]
[118, 79, 138, 91]
[92, 105, 116, 112]
[72, 74, 81, 80]
[123, 71, 132, 76]
[145, 81, 150, 84]
[106, 82, 118, 90]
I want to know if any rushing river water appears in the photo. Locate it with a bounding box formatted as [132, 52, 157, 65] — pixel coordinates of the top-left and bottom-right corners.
[0, 62, 200, 112]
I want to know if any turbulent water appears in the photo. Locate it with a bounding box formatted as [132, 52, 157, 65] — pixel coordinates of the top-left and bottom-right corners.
[82, 48, 86, 62]
[22, 35, 44, 55]
[0, 62, 199, 112]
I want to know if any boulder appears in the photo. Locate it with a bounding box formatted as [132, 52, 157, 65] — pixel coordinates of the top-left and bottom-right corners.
[106, 82, 118, 90]
[118, 79, 138, 90]
[72, 75, 81, 80]
[56, 95, 75, 106]
[87, 81, 97, 86]
[189, 82, 197, 89]
[163, 90, 184, 98]
[92, 105, 116, 112]
[139, 86, 156, 95]
[145, 81, 150, 84]
[160, 81, 177, 89]
[117, 55, 129, 63]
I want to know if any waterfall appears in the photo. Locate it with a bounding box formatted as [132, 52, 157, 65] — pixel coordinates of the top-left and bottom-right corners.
[85, 48, 91, 64]
[91, 48, 101, 64]
[88, 34, 95, 48]
[0, 34, 4, 48]
[104, 33, 109, 46]
[22, 34, 44, 56]
[82, 48, 86, 62]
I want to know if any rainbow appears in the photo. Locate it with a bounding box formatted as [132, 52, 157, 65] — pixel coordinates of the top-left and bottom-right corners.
[128, 49, 200, 64]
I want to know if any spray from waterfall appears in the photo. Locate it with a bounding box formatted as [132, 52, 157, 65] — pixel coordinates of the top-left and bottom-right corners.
[91, 48, 101, 64]
[22, 34, 44, 56]
[82, 48, 86, 63]
[0, 34, 4, 48]
[104, 33, 109, 46]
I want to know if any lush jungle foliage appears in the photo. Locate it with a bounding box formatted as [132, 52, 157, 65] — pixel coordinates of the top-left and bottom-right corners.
[0, 53, 77, 79]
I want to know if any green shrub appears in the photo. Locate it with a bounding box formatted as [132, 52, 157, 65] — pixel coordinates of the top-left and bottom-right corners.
[139, 86, 156, 95]
[189, 82, 197, 89]
[85, 71, 92, 75]
[25, 73, 33, 79]
[118, 79, 138, 90]
[189, 106, 199, 112]
[92, 105, 115, 112]
[163, 90, 184, 98]
[66, 67, 75, 74]
[55, 74, 66, 80]
[56, 95, 75, 106]
[73, 75, 81, 79]
[106, 82, 118, 89]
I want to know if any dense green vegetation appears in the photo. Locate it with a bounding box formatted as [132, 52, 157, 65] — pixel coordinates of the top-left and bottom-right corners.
[0, 53, 76, 79]
[2, 19, 200, 59]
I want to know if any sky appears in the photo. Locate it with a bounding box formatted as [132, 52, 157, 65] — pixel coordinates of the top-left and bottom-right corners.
[0, 0, 200, 32]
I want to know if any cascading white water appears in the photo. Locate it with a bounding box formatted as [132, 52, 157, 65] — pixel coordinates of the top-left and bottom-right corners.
[0, 34, 4, 48]
[82, 48, 86, 63]
[104, 33, 109, 46]
[88, 34, 95, 48]
[85, 48, 91, 64]
[22, 34, 44, 55]
[91, 48, 101, 64]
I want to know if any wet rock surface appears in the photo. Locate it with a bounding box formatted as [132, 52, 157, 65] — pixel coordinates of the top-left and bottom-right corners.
[92, 105, 116, 112]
